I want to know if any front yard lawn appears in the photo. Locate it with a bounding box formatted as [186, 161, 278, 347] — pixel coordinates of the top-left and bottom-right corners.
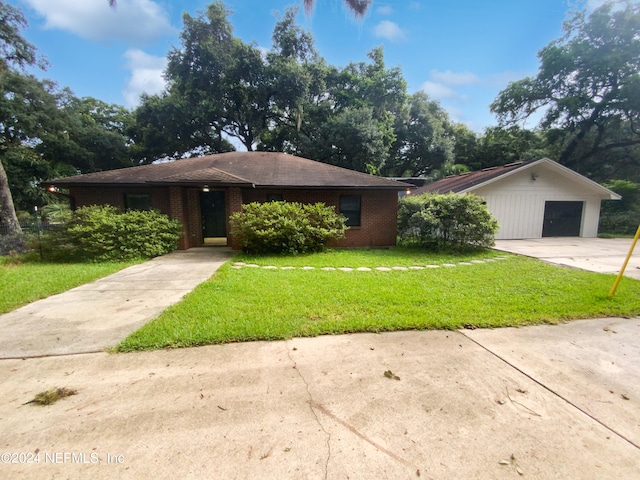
[0, 257, 139, 314]
[116, 248, 640, 351]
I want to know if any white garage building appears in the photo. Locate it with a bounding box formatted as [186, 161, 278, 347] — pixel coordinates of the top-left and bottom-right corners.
[412, 158, 621, 240]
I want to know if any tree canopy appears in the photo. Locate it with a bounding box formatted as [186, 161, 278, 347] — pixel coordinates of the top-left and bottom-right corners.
[4, 0, 640, 243]
[131, 2, 457, 178]
[491, 0, 640, 181]
[0, 1, 134, 237]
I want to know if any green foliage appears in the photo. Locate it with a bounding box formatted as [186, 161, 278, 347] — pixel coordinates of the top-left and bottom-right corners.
[599, 180, 640, 234]
[229, 201, 347, 254]
[0, 2, 41, 71]
[386, 91, 455, 177]
[398, 193, 498, 249]
[39, 205, 182, 262]
[469, 126, 551, 171]
[491, 0, 640, 180]
[0, 257, 137, 314]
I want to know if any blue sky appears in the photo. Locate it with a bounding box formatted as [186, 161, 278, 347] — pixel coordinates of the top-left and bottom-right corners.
[8, 0, 606, 133]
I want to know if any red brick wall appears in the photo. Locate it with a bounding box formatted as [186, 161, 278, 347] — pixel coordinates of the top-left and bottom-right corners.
[68, 186, 399, 250]
[241, 188, 399, 248]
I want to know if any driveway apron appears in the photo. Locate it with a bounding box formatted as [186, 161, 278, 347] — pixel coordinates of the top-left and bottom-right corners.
[494, 237, 640, 279]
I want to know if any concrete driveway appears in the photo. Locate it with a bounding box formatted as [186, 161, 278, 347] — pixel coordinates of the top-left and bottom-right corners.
[1, 244, 640, 478]
[1, 319, 639, 479]
[494, 237, 640, 279]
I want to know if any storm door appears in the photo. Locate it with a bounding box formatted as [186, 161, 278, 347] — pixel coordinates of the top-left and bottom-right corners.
[201, 191, 227, 244]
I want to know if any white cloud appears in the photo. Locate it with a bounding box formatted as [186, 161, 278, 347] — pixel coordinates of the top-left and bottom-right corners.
[376, 6, 393, 15]
[123, 49, 166, 107]
[373, 21, 407, 42]
[420, 81, 462, 100]
[587, 0, 607, 9]
[430, 70, 479, 86]
[23, 0, 174, 44]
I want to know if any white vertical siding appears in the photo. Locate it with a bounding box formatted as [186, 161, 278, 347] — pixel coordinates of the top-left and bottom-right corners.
[471, 167, 606, 239]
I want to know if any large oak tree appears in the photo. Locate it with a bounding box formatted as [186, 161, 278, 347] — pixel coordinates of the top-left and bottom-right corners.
[0, 2, 41, 236]
[491, 0, 640, 180]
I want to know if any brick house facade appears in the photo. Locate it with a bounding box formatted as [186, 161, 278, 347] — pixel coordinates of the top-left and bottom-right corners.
[46, 152, 410, 250]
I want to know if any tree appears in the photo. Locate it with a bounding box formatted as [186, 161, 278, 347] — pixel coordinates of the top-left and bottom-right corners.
[162, 2, 270, 153]
[41, 94, 134, 174]
[0, 2, 42, 236]
[262, 45, 407, 174]
[302, 0, 371, 17]
[384, 91, 455, 177]
[470, 126, 550, 171]
[598, 179, 640, 234]
[109, 0, 371, 17]
[130, 92, 234, 163]
[491, 0, 640, 180]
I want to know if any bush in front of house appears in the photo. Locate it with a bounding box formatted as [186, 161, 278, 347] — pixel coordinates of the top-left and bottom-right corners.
[230, 201, 348, 254]
[39, 205, 183, 262]
[398, 193, 498, 249]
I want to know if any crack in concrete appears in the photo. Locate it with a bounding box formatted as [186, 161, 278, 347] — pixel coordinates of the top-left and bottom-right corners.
[308, 400, 427, 478]
[285, 341, 331, 480]
[461, 330, 640, 451]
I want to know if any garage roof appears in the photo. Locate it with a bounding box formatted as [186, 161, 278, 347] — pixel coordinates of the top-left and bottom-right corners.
[412, 158, 621, 199]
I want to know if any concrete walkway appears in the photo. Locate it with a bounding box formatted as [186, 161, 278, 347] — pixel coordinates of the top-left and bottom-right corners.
[494, 237, 640, 279]
[0, 247, 234, 359]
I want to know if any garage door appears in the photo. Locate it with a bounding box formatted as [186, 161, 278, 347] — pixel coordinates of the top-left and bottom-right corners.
[542, 201, 583, 237]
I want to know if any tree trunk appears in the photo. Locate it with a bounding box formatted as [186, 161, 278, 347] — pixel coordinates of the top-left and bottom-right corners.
[0, 159, 22, 236]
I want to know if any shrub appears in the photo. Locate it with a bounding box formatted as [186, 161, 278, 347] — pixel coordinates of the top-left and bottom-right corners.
[398, 193, 498, 249]
[599, 180, 640, 235]
[39, 205, 182, 262]
[230, 201, 348, 254]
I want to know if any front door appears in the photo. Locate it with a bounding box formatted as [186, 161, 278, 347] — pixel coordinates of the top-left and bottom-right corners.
[201, 191, 227, 244]
[542, 201, 583, 237]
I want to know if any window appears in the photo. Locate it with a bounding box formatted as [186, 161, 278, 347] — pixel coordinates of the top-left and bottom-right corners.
[267, 194, 284, 202]
[124, 194, 151, 211]
[340, 195, 361, 227]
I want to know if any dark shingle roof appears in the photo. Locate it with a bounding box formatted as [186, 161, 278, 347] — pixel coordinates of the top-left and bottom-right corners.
[411, 158, 621, 200]
[47, 152, 410, 190]
[413, 162, 527, 194]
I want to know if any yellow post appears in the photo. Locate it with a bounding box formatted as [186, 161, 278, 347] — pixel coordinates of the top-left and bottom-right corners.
[609, 225, 640, 297]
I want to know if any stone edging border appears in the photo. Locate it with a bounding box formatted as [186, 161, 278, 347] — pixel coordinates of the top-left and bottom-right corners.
[230, 256, 510, 272]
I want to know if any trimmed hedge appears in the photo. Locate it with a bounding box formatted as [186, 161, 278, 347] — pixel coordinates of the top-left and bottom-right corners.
[230, 201, 347, 254]
[398, 193, 498, 249]
[39, 205, 182, 262]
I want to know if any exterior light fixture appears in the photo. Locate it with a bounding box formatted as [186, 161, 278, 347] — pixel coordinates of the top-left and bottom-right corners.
[202, 185, 210, 192]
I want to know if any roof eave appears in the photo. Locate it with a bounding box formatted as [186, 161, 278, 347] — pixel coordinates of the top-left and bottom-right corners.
[458, 158, 621, 199]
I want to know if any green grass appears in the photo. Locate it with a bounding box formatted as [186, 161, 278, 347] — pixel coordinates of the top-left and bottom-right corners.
[0, 256, 139, 314]
[116, 248, 640, 351]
